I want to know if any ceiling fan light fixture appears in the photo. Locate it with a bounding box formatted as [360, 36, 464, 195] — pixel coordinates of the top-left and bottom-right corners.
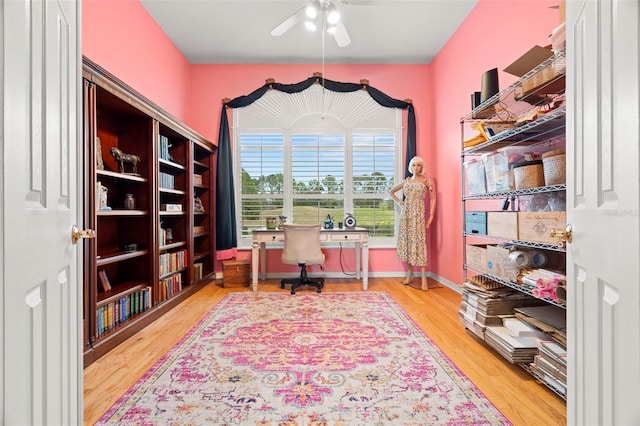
[304, 20, 317, 31]
[305, 3, 319, 19]
[326, 6, 340, 25]
[326, 24, 337, 33]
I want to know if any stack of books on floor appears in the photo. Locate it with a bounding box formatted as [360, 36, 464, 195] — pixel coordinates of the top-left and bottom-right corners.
[484, 317, 548, 364]
[459, 278, 546, 340]
[529, 340, 567, 398]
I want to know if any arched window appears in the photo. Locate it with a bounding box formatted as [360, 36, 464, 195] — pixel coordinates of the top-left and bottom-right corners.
[233, 83, 403, 248]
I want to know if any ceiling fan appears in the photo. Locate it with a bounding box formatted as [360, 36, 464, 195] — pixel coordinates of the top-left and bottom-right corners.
[271, 0, 352, 47]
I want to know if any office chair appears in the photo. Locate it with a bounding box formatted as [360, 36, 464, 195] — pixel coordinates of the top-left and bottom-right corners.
[280, 223, 325, 294]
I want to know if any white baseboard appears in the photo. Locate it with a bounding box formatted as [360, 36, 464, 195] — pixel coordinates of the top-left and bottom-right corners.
[243, 271, 462, 294]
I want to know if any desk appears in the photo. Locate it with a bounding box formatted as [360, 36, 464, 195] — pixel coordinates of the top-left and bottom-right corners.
[251, 227, 369, 291]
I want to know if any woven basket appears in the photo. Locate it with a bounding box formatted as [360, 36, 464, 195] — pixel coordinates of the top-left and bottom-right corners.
[542, 148, 566, 185]
[513, 160, 545, 190]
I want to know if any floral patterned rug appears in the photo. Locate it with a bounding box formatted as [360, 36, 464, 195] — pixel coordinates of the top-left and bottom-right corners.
[96, 292, 510, 425]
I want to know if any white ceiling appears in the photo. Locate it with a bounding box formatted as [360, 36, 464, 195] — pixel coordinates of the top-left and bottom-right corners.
[139, 0, 479, 64]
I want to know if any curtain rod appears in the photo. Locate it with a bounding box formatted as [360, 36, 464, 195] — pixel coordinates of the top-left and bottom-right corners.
[221, 76, 412, 104]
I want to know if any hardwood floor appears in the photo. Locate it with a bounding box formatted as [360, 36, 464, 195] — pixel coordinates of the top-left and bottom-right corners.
[83, 277, 567, 425]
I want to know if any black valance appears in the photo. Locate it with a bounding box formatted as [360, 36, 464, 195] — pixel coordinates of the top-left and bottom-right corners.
[216, 76, 417, 260]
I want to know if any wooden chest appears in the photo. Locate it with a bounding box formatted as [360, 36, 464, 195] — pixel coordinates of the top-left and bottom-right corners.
[222, 259, 250, 288]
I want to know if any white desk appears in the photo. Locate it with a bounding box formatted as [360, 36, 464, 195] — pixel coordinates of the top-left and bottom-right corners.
[251, 227, 369, 291]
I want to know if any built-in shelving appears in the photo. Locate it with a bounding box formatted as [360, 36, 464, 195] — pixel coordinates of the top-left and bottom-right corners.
[82, 56, 216, 367]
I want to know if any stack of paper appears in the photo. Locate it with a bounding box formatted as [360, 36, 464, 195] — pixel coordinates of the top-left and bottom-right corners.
[530, 340, 567, 397]
[484, 318, 548, 363]
[459, 281, 546, 340]
[514, 305, 567, 346]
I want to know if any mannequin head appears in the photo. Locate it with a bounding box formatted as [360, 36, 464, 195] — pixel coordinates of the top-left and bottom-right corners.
[408, 156, 425, 177]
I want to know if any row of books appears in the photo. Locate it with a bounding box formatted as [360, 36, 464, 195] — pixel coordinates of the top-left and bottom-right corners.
[159, 135, 173, 162]
[96, 287, 152, 337]
[159, 171, 176, 190]
[159, 249, 187, 276]
[158, 274, 182, 303]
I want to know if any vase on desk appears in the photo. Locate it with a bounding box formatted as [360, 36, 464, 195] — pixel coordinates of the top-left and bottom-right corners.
[266, 216, 277, 230]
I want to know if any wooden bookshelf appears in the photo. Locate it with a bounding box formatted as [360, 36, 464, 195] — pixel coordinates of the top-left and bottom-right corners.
[82, 57, 217, 367]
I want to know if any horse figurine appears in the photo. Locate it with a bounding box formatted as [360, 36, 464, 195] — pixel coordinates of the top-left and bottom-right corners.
[110, 147, 141, 174]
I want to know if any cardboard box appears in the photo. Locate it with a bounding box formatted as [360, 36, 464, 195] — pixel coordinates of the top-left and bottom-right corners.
[222, 259, 250, 288]
[504, 45, 554, 78]
[465, 211, 487, 235]
[518, 211, 567, 245]
[487, 211, 519, 239]
[466, 244, 488, 273]
[487, 245, 519, 282]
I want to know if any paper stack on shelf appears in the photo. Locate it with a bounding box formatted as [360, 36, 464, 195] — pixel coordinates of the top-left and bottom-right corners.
[514, 304, 567, 346]
[530, 340, 567, 397]
[459, 281, 546, 340]
[484, 317, 548, 364]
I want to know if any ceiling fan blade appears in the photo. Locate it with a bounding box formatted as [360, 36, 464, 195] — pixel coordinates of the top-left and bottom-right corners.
[271, 6, 306, 36]
[332, 20, 351, 47]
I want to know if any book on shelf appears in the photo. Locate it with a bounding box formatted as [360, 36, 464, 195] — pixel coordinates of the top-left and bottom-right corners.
[159, 135, 173, 161]
[161, 203, 182, 212]
[159, 274, 183, 303]
[194, 262, 203, 281]
[194, 174, 203, 185]
[98, 270, 112, 292]
[159, 172, 175, 189]
[159, 249, 187, 276]
[95, 286, 152, 337]
[193, 225, 205, 234]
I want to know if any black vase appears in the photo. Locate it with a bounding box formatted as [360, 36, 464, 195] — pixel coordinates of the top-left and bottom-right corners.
[481, 68, 499, 102]
[471, 91, 482, 109]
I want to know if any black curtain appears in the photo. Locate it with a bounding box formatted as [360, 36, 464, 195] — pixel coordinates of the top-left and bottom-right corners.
[215, 76, 417, 259]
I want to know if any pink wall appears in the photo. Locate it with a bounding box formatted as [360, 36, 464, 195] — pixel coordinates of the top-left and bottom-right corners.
[429, 0, 560, 285]
[82, 0, 561, 283]
[82, 0, 192, 123]
[188, 64, 431, 274]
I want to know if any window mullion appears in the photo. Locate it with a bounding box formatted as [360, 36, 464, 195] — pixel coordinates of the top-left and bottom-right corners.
[283, 128, 293, 219]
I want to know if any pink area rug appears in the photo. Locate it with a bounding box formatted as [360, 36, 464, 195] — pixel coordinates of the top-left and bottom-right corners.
[95, 292, 510, 425]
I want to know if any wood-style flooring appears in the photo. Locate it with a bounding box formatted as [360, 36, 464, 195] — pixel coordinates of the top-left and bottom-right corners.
[83, 277, 567, 425]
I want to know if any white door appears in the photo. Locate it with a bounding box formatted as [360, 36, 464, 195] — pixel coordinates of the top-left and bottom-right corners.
[566, 1, 640, 424]
[1, 0, 82, 424]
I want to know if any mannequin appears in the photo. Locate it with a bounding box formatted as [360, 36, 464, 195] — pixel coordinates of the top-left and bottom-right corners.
[389, 156, 436, 290]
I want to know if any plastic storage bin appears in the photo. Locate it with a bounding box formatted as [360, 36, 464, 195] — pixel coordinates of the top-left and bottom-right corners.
[483, 150, 512, 192]
[464, 159, 487, 195]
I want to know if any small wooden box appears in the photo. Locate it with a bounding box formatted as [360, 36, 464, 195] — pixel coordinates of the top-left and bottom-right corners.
[465, 244, 488, 273]
[487, 211, 519, 239]
[222, 259, 250, 288]
[518, 211, 567, 244]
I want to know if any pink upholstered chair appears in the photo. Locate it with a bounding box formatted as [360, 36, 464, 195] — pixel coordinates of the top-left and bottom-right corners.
[280, 224, 325, 294]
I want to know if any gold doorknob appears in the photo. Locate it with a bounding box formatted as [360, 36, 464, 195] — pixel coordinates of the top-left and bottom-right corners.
[71, 225, 96, 244]
[549, 224, 573, 247]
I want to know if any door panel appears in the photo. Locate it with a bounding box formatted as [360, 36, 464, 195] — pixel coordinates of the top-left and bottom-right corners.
[567, 1, 640, 424]
[2, 0, 81, 424]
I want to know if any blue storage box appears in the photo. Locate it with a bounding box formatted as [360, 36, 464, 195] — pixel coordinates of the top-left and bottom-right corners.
[465, 211, 487, 235]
